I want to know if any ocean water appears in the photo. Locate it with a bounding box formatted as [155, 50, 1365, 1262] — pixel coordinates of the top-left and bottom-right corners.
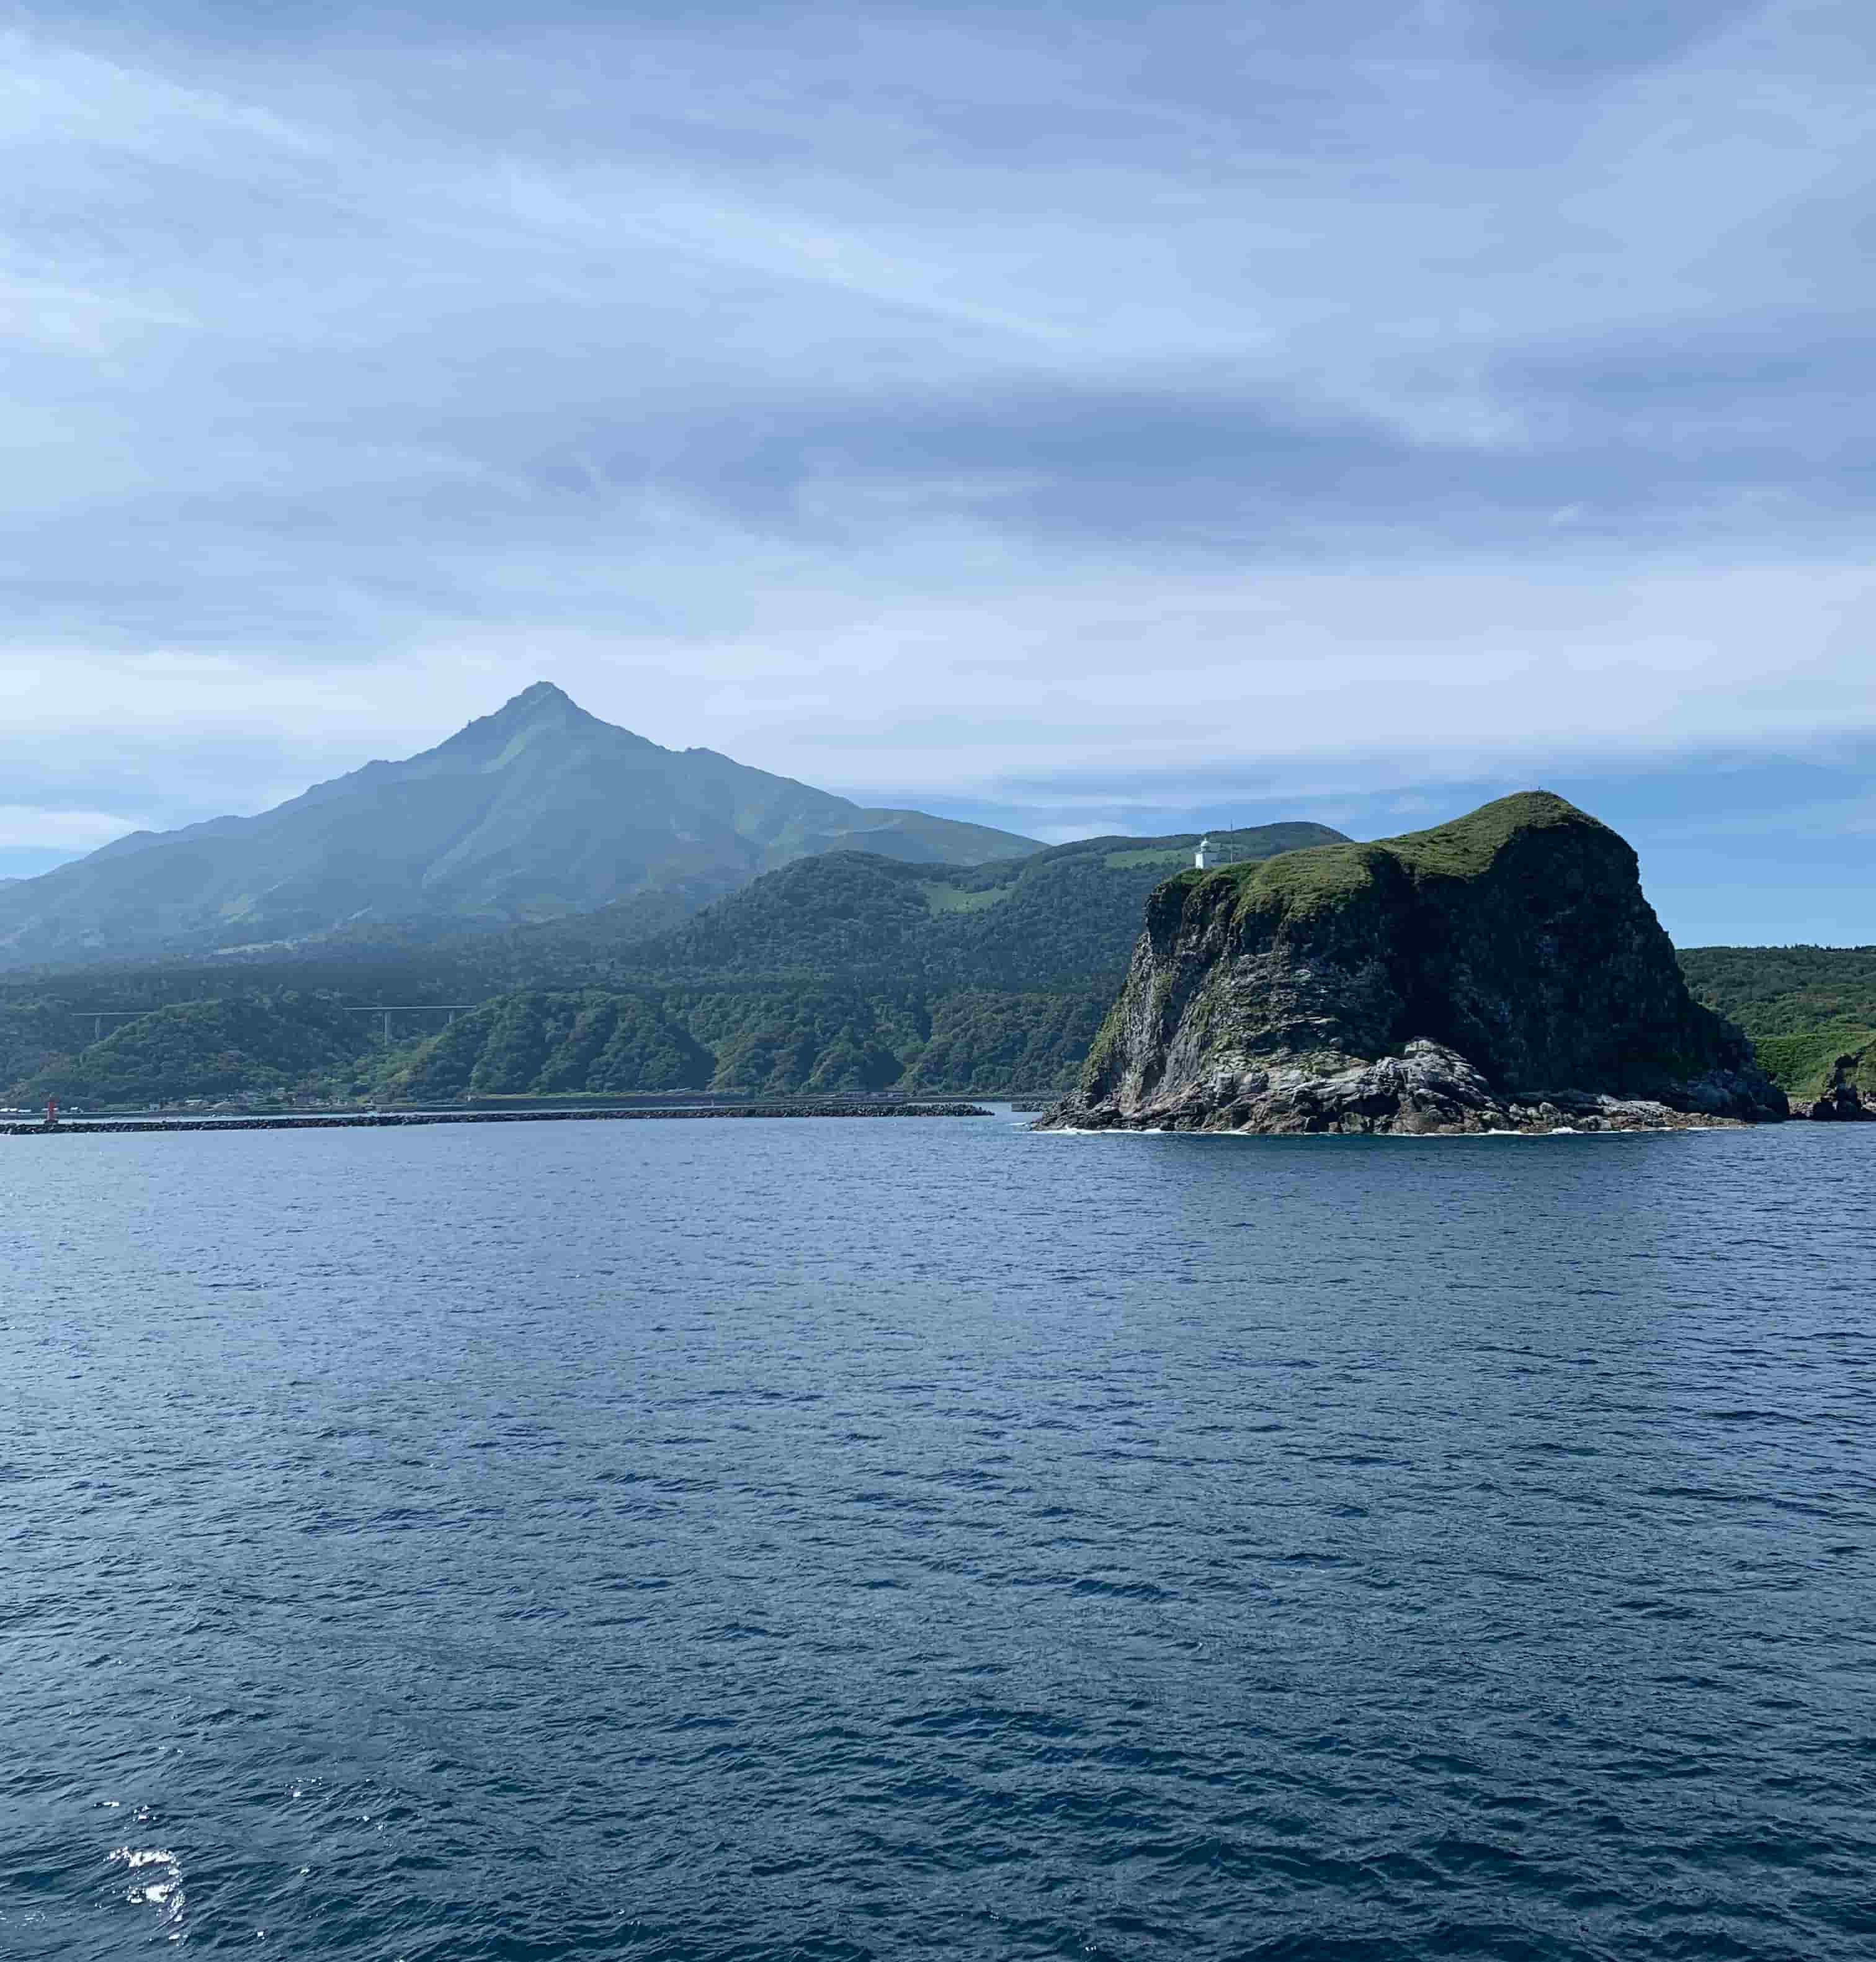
[4, 1114, 1874, 1961]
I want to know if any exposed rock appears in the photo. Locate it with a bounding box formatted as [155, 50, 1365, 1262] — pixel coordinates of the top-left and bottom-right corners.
[1037, 792, 1785, 1137]
[1802, 1054, 1873, 1122]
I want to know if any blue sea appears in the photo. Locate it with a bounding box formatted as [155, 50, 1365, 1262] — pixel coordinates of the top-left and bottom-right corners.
[5, 1114, 1874, 1960]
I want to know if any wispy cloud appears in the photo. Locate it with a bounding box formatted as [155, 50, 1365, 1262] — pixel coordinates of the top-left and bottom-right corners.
[0, 0, 1872, 935]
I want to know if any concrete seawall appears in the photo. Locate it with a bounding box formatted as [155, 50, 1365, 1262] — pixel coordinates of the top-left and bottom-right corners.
[4, 1104, 992, 1136]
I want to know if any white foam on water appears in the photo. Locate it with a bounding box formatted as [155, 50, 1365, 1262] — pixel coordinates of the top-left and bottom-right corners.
[1035, 1125, 1166, 1136]
[110, 1845, 185, 1939]
[112, 1848, 174, 1870]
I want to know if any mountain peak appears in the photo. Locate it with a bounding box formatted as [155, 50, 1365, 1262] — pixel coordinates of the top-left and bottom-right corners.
[0, 683, 1042, 971]
[493, 679, 582, 721]
[435, 679, 625, 757]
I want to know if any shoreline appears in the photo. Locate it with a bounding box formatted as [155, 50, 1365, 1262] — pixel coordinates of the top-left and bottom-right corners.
[4, 1103, 993, 1136]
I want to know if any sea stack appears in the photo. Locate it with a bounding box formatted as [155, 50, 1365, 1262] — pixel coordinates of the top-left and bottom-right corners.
[1802, 1052, 1873, 1121]
[1038, 792, 1785, 1135]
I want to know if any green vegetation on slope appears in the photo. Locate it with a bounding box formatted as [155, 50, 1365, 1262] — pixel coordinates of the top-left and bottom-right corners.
[1678, 944, 1876, 1035]
[8, 975, 1112, 1105]
[1678, 945, 1876, 1096]
[25, 808, 1859, 1109]
[1746, 1030, 1874, 1101]
[0, 1000, 103, 1091]
[22, 995, 377, 1105]
[618, 823, 1348, 990]
[900, 990, 1110, 1094]
[392, 992, 713, 1099]
[378, 982, 1107, 1099]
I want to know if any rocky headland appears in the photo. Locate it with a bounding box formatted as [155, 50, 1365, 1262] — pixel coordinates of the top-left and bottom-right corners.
[1037, 792, 1787, 1136]
[1801, 1050, 1874, 1122]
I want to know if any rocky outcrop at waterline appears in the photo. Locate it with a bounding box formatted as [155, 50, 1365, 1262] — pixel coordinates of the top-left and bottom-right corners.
[1037, 793, 1786, 1137]
[1802, 1053, 1874, 1122]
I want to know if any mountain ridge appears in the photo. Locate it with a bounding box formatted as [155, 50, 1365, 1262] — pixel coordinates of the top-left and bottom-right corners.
[605, 823, 1352, 990]
[1, 820, 1349, 1101]
[0, 684, 1040, 971]
[1, 805, 1860, 1108]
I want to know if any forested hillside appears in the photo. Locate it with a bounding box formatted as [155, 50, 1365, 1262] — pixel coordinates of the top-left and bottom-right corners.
[617, 823, 1346, 987]
[22, 996, 377, 1106]
[3, 824, 1303, 1106]
[393, 992, 711, 1098]
[12, 828, 1861, 1109]
[361, 823, 1341, 1098]
[1679, 945, 1876, 1098]
[375, 984, 1108, 1099]
[0, 823, 1339, 1102]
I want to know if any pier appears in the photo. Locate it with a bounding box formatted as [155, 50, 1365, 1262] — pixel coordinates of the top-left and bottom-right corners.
[5, 1103, 991, 1136]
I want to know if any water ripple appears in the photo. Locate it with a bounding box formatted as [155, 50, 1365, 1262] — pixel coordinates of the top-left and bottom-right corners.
[2, 1119, 1874, 1958]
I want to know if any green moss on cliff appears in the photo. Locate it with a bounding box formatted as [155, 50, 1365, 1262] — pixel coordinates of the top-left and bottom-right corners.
[1082, 1000, 1128, 1086]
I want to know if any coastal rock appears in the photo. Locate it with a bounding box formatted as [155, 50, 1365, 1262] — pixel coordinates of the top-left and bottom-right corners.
[1802, 1055, 1873, 1121]
[1038, 792, 1785, 1137]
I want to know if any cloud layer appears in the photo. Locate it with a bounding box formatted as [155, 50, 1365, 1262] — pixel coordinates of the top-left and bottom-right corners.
[2, 1, 1872, 938]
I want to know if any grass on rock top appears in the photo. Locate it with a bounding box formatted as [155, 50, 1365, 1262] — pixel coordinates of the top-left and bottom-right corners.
[1161, 792, 1608, 925]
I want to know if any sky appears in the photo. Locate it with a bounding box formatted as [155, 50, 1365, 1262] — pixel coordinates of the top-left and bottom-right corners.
[1, 0, 1872, 943]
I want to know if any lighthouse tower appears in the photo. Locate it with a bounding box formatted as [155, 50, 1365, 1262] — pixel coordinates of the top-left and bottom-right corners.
[1194, 835, 1213, 871]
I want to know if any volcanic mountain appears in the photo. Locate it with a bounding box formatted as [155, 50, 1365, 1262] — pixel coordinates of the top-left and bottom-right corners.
[0, 684, 1038, 970]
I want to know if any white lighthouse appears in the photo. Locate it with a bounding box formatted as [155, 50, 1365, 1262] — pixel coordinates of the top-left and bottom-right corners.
[1194, 835, 1214, 870]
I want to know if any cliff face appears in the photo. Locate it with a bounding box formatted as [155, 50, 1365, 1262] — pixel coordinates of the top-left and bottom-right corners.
[1040, 793, 1785, 1135]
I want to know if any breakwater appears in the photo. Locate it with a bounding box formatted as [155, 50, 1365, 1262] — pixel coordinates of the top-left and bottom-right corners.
[4, 1103, 991, 1136]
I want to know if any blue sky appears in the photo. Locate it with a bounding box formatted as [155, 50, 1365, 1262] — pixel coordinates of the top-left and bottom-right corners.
[1, 0, 1871, 943]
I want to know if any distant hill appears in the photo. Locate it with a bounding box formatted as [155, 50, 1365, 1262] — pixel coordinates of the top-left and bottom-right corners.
[608, 822, 1350, 989]
[1679, 944, 1876, 1099]
[7, 821, 1865, 1107]
[362, 821, 1347, 1096]
[46, 819, 1344, 1003]
[2, 823, 1346, 1101]
[391, 990, 715, 1098]
[0, 683, 1037, 972]
[375, 983, 1109, 1100]
[23, 995, 374, 1106]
